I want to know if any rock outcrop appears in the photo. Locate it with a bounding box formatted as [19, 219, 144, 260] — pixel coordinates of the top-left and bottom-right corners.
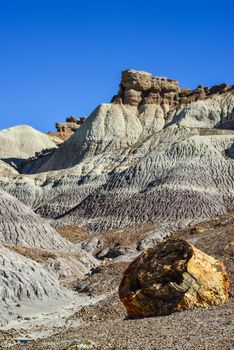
[113, 69, 234, 111]
[0, 187, 98, 326]
[119, 239, 230, 318]
[48, 116, 86, 141]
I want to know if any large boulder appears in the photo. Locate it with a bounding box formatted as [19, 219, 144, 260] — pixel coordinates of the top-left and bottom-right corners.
[122, 69, 153, 91]
[119, 239, 230, 318]
[123, 88, 142, 105]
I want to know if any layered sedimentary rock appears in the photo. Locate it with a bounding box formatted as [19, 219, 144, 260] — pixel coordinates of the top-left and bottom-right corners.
[119, 239, 230, 317]
[53, 127, 234, 232]
[28, 69, 234, 174]
[48, 116, 86, 141]
[0, 187, 97, 326]
[0, 69, 233, 236]
[0, 244, 71, 326]
[0, 188, 72, 250]
[113, 69, 234, 111]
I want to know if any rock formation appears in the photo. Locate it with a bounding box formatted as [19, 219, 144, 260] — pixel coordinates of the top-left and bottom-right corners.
[53, 126, 234, 232]
[0, 187, 73, 249]
[0, 125, 59, 160]
[0, 68, 233, 336]
[0, 69, 233, 235]
[0, 244, 72, 326]
[27, 69, 234, 173]
[113, 69, 234, 112]
[48, 116, 85, 141]
[0, 187, 98, 326]
[119, 239, 230, 318]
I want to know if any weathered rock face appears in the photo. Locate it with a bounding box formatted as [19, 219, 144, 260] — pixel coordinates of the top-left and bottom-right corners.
[48, 116, 86, 141]
[0, 160, 18, 176]
[122, 69, 153, 91]
[114, 69, 234, 109]
[0, 244, 71, 326]
[0, 69, 233, 235]
[119, 239, 230, 318]
[0, 187, 72, 250]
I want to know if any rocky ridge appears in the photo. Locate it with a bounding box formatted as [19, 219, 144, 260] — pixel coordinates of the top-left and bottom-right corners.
[113, 69, 234, 112]
[0, 70, 233, 236]
[0, 125, 59, 160]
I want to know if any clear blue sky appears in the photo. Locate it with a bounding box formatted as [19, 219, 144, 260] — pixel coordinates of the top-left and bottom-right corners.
[0, 0, 234, 132]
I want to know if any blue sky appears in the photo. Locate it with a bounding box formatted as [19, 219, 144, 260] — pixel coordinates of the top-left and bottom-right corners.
[0, 0, 234, 132]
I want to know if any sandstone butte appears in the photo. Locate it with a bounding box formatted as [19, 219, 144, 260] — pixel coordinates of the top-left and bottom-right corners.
[119, 239, 230, 318]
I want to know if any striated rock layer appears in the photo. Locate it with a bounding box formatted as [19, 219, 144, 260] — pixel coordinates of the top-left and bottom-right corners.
[0, 244, 71, 326]
[0, 187, 98, 326]
[119, 239, 230, 318]
[0, 188, 72, 250]
[0, 69, 233, 235]
[28, 70, 234, 174]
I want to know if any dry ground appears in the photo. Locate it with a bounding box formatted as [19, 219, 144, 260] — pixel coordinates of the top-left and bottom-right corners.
[1, 213, 233, 350]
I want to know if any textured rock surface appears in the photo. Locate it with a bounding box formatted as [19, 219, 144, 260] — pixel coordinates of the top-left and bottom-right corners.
[48, 116, 86, 141]
[119, 239, 230, 317]
[0, 244, 71, 326]
[0, 125, 58, 159]
[0, 160, 18, 176]
[170, 93, 234, 128]
[0, 127, 233, 234]
[0, 69, 233, 236]
[53, 127, 234, 232]
[115, 69, 234, 109]
[0, 188, 72, 250]
[31, 71, 233, 174]
[0, 188, 97, 327]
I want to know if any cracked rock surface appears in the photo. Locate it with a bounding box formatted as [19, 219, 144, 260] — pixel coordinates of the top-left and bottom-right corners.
[119, 239, 230, 317]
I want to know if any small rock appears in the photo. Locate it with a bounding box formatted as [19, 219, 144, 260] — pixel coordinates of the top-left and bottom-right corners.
[191, 224, 205, 234]
[68, 339, 96, 349]
[224, 241, 234, 256]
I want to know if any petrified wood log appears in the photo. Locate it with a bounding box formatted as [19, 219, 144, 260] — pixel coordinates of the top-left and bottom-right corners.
[119, 239, 230, 318]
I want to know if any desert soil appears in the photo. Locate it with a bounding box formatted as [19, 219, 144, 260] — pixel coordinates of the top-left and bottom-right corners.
[0, 213, 233, 350]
